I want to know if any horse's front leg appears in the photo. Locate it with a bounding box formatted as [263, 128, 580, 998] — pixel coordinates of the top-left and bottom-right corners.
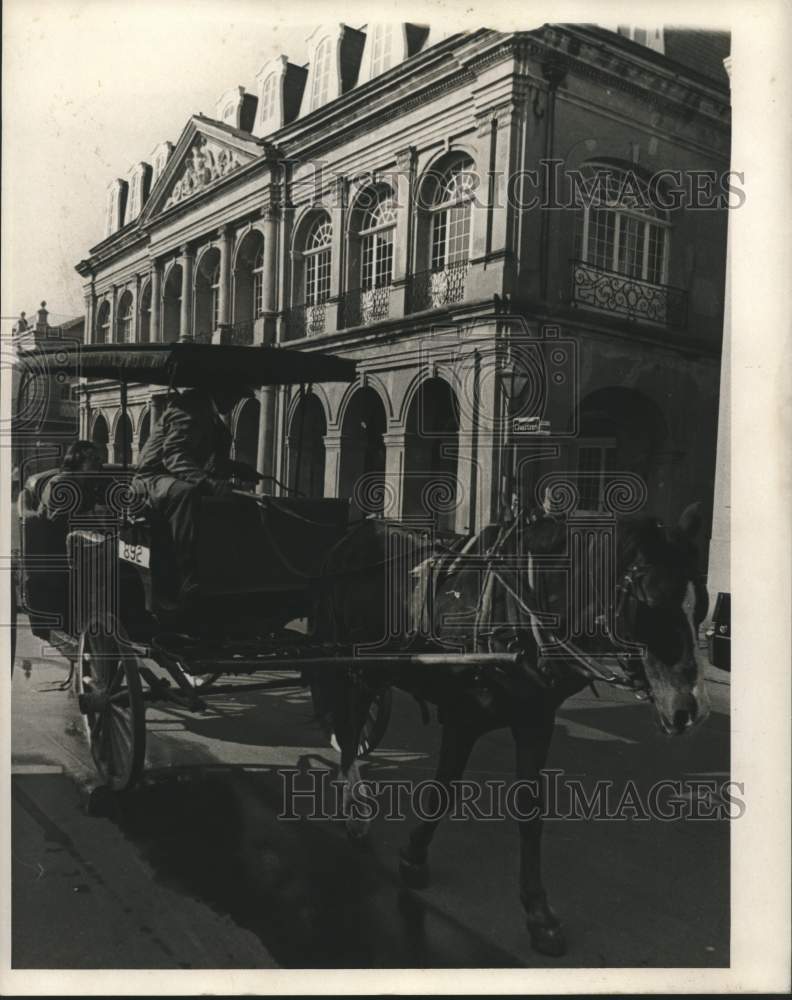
[333, 669, 375, 842]
[399, 721, 479, 889]
[512, 714, 566, 957]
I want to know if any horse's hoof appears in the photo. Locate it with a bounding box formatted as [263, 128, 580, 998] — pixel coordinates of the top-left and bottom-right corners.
[527, 921, 566, 957]
[399, 850, 430, 889]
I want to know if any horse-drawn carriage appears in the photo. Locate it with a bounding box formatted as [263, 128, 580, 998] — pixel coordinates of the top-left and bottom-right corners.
[12, 340, 396, 790]
[12, 335, 713, 957]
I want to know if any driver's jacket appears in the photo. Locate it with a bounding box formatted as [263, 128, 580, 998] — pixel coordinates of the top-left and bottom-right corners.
[134, 389, 232, 503]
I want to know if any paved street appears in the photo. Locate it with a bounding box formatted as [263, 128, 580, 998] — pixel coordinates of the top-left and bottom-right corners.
[11, 618, 730, 969]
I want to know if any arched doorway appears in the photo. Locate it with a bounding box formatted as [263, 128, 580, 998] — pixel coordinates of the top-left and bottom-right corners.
[91, 414, 109, 463]
[573, 387, 668, 513]
[138, 410, 151, 452]
[162, 264, 182, 342]
[287, 393, 326, 497]
[195, 247, 221, 342]
[232, 396, 261, 471]
[404, 378, 460, 532]
[113, 413, 134, 467]
[339, 387, 387, 517]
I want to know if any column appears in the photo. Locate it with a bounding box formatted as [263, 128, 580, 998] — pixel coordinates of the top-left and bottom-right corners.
[382, 430, 406, 519]
[149, 261, 162, 342]
[254, 207, 279, 492]
[216, 224, 233, 334]
[322, 431, 343, 498]
[83, 288, 95, 345]
[179, 244, 194, 341]
[109, 285, 117, 344]
[328, 175, 347, 334]
[259, 206, 278, 345]
[392, 146, 416, 319]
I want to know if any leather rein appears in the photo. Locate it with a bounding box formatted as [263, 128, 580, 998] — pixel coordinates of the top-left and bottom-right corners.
[473, 516, 654, 700]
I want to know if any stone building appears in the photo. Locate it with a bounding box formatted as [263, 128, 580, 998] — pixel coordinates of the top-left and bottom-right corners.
[75, 24, 730, 550]
[11, 303, 84, 484]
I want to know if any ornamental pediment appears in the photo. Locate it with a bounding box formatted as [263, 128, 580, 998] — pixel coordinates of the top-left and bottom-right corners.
[162, 134, 251, 209]
[139, 117, 264, 223]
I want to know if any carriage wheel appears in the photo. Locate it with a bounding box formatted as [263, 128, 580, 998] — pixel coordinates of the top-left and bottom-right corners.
[358, 687, 393, 757]
[77, 624, 146, 791]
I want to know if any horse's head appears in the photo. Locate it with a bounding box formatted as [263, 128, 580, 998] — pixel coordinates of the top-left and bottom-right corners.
[617, 503, 710, 735]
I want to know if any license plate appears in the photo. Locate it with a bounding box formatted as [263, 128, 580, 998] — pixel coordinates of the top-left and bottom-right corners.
[118, 539, 150, 568]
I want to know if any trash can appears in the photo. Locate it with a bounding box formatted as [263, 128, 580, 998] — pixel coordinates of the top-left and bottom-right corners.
[706, 592, 730, 672]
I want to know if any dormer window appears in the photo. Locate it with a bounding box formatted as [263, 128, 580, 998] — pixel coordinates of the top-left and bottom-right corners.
[260, 74, 277, 127]
[311, 38, 332, 109]
[369, 24, 394, 75]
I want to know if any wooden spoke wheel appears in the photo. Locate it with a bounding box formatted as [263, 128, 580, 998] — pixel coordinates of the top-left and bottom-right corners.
[77, 623, 146, 791]
[358, 687, 393, 757]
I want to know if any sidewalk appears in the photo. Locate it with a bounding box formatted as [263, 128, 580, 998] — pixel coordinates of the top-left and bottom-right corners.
[10, 621, 277, 970]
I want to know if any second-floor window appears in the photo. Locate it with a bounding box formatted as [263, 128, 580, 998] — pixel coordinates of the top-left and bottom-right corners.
[431, 159, 475, 271]
[117, 292, 134, 343]
[311, 38, 332, 109]
[210, 265, 221, 329]
[253, 248, 264, 318]
[95, 301, 110, 344]
[360, 193, 396, 290]
[575, 165, 669, 285]
[305, 218, 332, 305]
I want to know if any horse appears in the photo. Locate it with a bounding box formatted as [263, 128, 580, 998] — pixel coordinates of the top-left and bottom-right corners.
[308, 501, 711, 956]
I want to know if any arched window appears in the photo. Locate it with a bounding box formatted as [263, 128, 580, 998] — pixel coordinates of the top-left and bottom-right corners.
[430, 159, 475, 271]
[117, 292, 134, 343]
[253, 248, 264, 319]
[139, 283, 152, 343]
[95, 301, 110, 344]
[232, 230, 264, 343]
[360, 193, 396, 291]
[305, 217, 332, 305]
[575, 164, 669, 284]
[369, 24, 395, 76]
[311, 38, 332, 109]
[210, 264, 221, 330]
[260, 74, 277, 126]
[162, 264, 182, 343]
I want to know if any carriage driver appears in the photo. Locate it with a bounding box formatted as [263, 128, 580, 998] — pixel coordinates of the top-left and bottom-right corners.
[133, 380, 263, 606]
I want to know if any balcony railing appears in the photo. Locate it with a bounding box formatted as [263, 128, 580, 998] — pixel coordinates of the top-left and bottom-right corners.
[407, 259, 469, 313]
[340, 285, 392, 329]
[287, 301, 327, 339]
[228, 318, 255, 345]
[571, 259, 687, 328]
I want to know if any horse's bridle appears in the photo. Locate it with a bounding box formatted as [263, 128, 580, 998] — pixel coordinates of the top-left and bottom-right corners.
[476, 521, 658, 699]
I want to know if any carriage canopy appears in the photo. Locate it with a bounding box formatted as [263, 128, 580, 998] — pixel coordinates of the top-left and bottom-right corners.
[15, 341, 356, 388]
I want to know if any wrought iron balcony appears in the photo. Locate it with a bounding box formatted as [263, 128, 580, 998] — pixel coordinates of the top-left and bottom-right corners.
[340, 285, 392, 329]
[407, 260, 469, 313]
[571, 259, 687, 329]
[287, 301, 327, 339]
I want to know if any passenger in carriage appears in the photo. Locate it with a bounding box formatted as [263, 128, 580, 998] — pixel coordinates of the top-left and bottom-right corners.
[38, 440, 105, 527]
[133, 381, 263, 606]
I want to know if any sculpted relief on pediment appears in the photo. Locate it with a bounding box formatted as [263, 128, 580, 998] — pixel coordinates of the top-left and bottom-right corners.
[163, 135, 247, 209]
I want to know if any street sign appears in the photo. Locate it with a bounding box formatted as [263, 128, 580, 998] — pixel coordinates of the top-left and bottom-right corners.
[512, 416, 551, 434]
